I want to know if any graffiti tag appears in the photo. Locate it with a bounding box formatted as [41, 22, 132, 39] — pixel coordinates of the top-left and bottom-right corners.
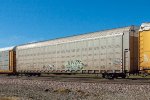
[64, 60, 86, 71]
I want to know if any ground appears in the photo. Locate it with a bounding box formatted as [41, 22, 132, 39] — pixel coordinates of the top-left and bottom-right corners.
[0, 76, 150, 100]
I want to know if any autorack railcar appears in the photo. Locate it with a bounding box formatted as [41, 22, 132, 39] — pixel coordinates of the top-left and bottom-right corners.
[139, 23, 150, 74]
[0, 47, 16, 74]
[15, 26, 139, 78]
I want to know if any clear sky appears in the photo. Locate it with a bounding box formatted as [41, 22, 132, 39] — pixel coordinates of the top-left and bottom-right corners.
[0, 0, 150, 48]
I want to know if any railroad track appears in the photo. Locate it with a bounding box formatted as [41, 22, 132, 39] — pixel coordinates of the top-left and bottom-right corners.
[1, 75, 150, 85]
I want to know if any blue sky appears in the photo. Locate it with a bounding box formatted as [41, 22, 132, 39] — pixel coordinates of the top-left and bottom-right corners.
[0, 0, 150, 48]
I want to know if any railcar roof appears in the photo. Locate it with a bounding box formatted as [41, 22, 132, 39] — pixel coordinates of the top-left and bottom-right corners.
[16, 26, 138, 49]
[139, 23, 150, 31]
[0, 46, 15, 52]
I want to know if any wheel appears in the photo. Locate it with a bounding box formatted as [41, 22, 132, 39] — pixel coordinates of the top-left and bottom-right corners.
[143, 73, 148, 77]
[107, 74, 115, 79]
[37, 73, 41, 77]
[102, 74, 105, 78]
[121, 74, 126, 79]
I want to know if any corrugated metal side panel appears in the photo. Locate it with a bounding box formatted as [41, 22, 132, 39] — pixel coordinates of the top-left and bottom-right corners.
[129, 30, 138, 73]
[122, 30, 130, 72]
[122, 26, 139, 73]
[16, 27, 131, 50]
[0, 50, 10, 71]
[16, 34, 124, 73]
[139, 30, 150, 70]
[9, 50, 16, 72]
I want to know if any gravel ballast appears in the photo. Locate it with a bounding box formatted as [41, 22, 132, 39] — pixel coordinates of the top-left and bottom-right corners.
[0, 78, 149, 100]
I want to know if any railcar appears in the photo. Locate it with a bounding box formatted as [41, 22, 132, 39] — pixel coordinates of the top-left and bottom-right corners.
[139, 23, 150, 74]
[0, 47, 16, 74]
[15, 26, 139, 78]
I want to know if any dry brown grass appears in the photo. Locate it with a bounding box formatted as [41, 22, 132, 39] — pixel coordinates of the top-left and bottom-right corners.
[0, 97, 20, 100]
[53, 88, 71, 93]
